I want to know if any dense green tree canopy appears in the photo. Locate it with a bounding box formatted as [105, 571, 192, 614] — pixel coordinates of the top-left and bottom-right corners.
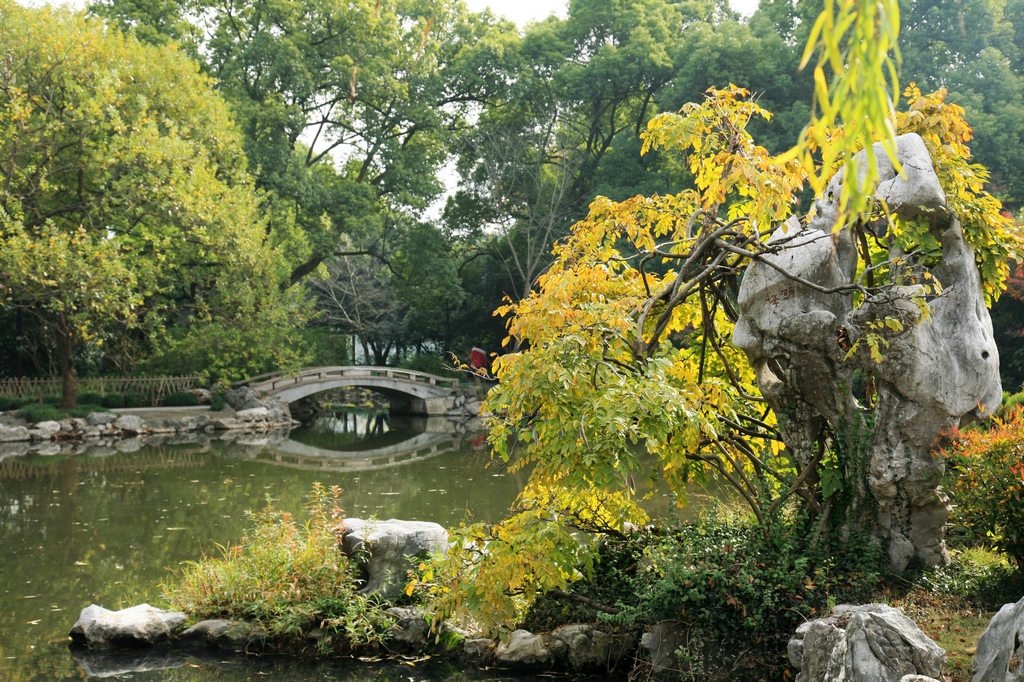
[92, 0, 522, 287]
[0, 1, 308, 401]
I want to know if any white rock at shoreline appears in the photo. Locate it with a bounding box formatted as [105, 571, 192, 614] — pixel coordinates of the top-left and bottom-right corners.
[70, 604, 185, 648]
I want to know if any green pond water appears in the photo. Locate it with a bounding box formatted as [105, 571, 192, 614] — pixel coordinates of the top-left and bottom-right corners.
[0, 411, 695, 680]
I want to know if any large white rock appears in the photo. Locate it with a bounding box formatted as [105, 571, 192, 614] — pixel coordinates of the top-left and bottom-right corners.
[733, 134, 1001, 571]
[789, 604, 945, 682]
[0, 425, 30, 442]
[340, 518, 448, 599]
[30, 420, 61, 439]
[112, 415, 146, 434]
[971, 595, 1024, 681]
[86, 412, 117, 427]
[495, 629, 564, 667]
[69, 604, 185, 647]
[235, 407, 270, 422]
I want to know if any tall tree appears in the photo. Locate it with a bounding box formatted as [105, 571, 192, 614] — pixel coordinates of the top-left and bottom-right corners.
[0, 2, 306, 402]
[91, 0, 522, 285]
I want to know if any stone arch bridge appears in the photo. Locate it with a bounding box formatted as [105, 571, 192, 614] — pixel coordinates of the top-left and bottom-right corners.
[239, 366, 462, 416]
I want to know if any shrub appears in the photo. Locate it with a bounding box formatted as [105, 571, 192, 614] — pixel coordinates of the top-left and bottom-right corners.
[77, 392, 106, 405]
[398, 353, 460, 379]
[998, 390, 1024, 419]
[946, 410, 1024, 568]
[0, 396, 34, 412]
[163, 391, 200, 407]
[15, 403, 64, 423]
[99, 393, 126, 408]
[162, 483, 391, 651]
[210, 395, 225, 411]
[519, 514, 881, 680]
[124, 393, 149, 408]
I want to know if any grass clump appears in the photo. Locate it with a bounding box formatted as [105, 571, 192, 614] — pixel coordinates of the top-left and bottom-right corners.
[163, 483, 391, 652]
[16, 402, 109, 422]
[210, 395, 226, 411]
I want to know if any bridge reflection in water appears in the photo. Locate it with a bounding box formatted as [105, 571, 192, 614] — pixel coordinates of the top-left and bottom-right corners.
[0, 412, 484, 480]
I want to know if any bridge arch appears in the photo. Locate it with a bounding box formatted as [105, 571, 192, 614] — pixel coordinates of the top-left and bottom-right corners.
[242, 366, 460, 416]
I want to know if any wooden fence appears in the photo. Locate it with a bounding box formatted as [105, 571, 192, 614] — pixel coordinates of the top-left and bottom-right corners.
[0, 375, 202, 406]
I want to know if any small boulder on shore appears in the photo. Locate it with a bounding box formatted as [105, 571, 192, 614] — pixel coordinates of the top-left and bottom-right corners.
[788, 603, 945, 682]
[70, 604, 185, 648]
[178, 619, 266, 651]
[340, 518, 448, 599]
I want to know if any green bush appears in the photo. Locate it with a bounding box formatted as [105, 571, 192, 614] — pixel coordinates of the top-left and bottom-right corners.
[99, 393, 125, 408]
[163, 484, 391, 651]
[521, 514, 881, 680]
[210, 395, 225, 411]
[78, 392, 106, 405]
[915, 548, 1023, 610]
[163, 391, 200, 407]
[946, 410, 1024, 568]
[998, 390, 1024, 419]
[398, 353, 460, 379]
[0, 396, 34, 412]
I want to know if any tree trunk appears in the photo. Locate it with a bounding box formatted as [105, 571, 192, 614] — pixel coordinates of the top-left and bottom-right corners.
[57, 331, 78, 409]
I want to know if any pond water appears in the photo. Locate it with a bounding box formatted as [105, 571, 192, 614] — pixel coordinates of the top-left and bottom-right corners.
[0, 410, 696, 681]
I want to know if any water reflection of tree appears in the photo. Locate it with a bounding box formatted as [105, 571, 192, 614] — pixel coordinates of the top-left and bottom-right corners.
[0, 439, 528, 678]
[322, 412, 389, 438]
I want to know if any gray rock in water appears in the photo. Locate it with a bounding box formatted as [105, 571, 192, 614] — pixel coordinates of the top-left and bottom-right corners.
[0, 425, 30, 442]
[70, 646, 189, 677]
[340, 518, 448, 599]
[971, 595, 1024, 681]
[30, 420, 61, 439]
[178, 619, 265, 651]
[33, 441, 62, 456]
[70, 604, 186, 647]
[462, 637, 496, 664]
[0, 441, 30, 457]
[551, 623, 634, 671]
[112, 415, 146, 434]
[114, 438, 143, 453]
[494, 629, 565, 667]
[386, 606, 430, 648]
[789, 604, 945, 682]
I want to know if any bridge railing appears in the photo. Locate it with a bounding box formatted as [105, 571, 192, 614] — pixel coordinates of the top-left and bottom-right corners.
[245, 366, 461, 393]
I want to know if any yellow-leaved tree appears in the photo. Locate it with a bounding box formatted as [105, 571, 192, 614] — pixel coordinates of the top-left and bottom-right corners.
[412, 6, 1022, 635]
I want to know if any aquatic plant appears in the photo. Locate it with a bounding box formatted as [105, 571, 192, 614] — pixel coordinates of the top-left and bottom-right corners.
[163, 483, 391, 652]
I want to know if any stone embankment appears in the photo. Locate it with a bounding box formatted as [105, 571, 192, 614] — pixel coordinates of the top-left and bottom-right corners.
[0, 387, 297, 456]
